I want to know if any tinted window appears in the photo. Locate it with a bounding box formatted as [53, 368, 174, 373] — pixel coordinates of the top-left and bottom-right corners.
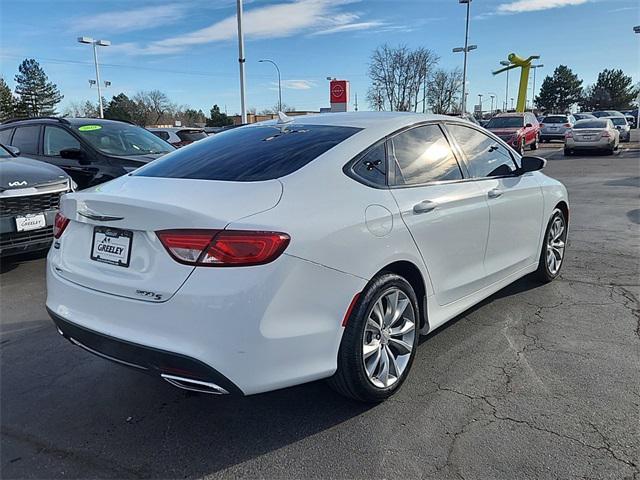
[610, 117, 626, 126]
[177, 130, 207, 142]
[351, 143, 386, 187]
[11, 126, 40, 154]
[574, 120, 607, 129]
[73, 122, 173, 156]
[0, 128, 14, 145]
[390, 125, 462, 185]
[447, 124, 517, 178]
[542, 116, 568, 124]
[136, 124, 361, 182]
[44, 126, 80, 156]
[151, 131, 170, 141]
[486, 116, 524, 129]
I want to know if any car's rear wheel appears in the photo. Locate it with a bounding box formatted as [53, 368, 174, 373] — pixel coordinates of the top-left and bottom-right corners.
[328, 273, 419, 402]
[536, 208, 567, 283]
[531, 135, 539, 150]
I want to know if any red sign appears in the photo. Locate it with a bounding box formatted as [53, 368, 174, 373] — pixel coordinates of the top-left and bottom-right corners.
[330, 80, 348, 104]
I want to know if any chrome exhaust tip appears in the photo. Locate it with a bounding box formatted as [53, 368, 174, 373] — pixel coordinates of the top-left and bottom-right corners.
[161, 374, 229, 395]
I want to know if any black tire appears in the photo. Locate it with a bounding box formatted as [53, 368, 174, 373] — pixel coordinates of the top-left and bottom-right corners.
[536, 208, 567, 283]
[328, 273, 420, 402]
[564, 148, 572, 156]
[531, 135, 539, 150]
[606, 146, 614, 155]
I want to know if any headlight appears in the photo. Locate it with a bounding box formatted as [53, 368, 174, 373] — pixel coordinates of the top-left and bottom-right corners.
[69, 178, 78, 191]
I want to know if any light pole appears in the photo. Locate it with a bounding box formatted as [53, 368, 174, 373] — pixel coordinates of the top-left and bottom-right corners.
[511, 97, 515, 110]
[78, 37, 110, 118]
[259, 59, 281, 112]
[236, 0, 247, 124]
[477, 93, 483, 116]
[454, 0, 475, 113]
[531, 64, 544, 111]
[500, 60, 510, 111]
[490, 94, 495, 115]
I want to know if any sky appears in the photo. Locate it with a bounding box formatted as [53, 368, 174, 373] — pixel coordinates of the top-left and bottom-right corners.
[1, 0, 638, 116]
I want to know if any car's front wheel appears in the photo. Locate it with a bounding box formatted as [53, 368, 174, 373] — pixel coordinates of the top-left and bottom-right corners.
[328, 273, 419, 402]
[536, 208, 567, 283]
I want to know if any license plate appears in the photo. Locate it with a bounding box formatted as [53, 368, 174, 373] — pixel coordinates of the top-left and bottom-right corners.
[15, 213, 46, 232]
[91, 227, 133, 268]
[549, 127, 558, 131]
[582, 136, 593, 141]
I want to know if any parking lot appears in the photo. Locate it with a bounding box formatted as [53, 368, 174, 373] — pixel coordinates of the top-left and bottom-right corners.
[1, 132, 639, 479]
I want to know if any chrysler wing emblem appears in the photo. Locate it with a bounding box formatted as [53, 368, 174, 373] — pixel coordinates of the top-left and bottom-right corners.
[78, 207, 124, 222]
[8, 180, 28, 187]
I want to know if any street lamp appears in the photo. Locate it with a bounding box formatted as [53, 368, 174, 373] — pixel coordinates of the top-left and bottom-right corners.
[454, 0, 475, 113]
[259, 59, 282, 112]
[477, 93, 483, 116]
[489, 94, 495, 115]
[511, 97, 515, 110]
[530, 64, 544, 110]
[77, 36, 110, 118]
[236, 0, 247, 124]
[500, 60, 510, 111]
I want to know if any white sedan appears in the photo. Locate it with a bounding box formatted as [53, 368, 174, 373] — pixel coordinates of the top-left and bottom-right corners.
[47, 112, 568, 402]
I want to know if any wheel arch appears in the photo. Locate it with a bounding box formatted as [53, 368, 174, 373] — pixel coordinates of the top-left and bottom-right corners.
[555, 200, 569, 225]
[375, 260, 428, 331]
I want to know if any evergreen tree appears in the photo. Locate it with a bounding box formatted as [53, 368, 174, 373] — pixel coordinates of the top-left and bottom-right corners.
[14, 58, 63, 117]
[579, 69, 637, 111]
[534, 65, 583, 113]
[206, 104, 233, 127]
[104, 93, 140, 123]
[0, 77, 17, 121]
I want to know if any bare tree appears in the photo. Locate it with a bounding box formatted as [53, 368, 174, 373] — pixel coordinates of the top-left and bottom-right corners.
[258, 103, 296, 115]
[63, 99, 100, 118]
[427, 68, 463, 114]
[366, 44, 439, 111]
[134, 90, 173, 125]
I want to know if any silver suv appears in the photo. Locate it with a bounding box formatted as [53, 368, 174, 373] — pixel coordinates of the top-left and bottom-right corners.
[540, 114, 576, 142]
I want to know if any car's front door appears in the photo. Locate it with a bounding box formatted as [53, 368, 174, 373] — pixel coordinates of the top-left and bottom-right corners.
[39, 126, 97, 188]
[387, 123, 490, 306]
[445, 123, 544, 282]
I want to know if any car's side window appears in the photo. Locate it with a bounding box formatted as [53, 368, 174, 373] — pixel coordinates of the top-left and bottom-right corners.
[389, 124, 462, 186]
[0, 128, 14, 146]
[447, 124, 518, 178]
[11, 126, 40, 155]
[152, 131, 170, 141]
[44, 126, 80, 156]
[352, 142, 387, 187]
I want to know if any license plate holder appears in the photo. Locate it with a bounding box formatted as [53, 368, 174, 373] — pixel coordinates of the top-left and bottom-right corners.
[15, 213, 46, 232]
[91, 227, 133, 268]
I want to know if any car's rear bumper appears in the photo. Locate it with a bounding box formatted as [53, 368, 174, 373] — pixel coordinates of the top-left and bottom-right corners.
[46, 252, 367, 395]
[540, 133, 566, 140]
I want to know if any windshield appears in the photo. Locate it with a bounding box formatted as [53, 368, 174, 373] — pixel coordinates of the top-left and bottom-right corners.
[0, 144, 13, 159]
[609, 117, 626, 126]
[574, 120, 607, 129]
[542, 116, 567, 124]
[73, 122, 174, 156]
[177, 130, 207, 142]
[135, 124, 362, 182]
[486, 116, 523, 129]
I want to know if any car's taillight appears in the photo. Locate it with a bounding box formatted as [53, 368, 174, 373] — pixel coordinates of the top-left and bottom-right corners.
[564, 123, 572, 128]
[601, 131, 611, 138]
[53, 212, 70, 239]
[156, 229, 290, 267]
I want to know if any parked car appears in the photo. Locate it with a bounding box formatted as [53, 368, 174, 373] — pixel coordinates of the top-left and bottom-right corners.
[605, 116, 631, 142]
[573, 113, 596, 121]
[148, 127, 208, 147]
[0, 143, 72, 257]
[564, 118, 619, 155]
[624, 115, 636, 129]
[592, 110, 624, 118]
[0, 117, 175, 190]
[484, 112, 540, 153]
[539, 114, 576, 142]
[443, 112, 480, 126]
[47, 112, 569, 402]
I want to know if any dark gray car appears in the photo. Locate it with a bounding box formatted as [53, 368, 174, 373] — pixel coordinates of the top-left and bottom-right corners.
[0, 144, 71, 257]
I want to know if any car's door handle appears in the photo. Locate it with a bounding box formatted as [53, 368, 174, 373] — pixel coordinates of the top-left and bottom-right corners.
[413, 200, 438, 214]
[488, 188, 503, 199]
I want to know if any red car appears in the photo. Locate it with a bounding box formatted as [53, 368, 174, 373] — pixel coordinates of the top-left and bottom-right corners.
[484, 112, 540, 153]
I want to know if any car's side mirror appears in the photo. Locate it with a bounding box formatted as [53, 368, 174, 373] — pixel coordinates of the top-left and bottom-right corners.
[525, 123, 533, 128]
[5, 145, 20, 156]
[60, 148, 88, 163]
[519, 156, 546, 174]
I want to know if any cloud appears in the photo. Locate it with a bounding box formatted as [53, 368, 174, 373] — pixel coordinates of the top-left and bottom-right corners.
[277, 80, 316, 90]
[123, 0, 381, 55]
[72, 4, 184, 33]
[496, 0, 590, 14]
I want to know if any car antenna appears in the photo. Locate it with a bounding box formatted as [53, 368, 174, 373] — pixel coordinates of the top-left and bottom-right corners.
[276, 111, 294, 125]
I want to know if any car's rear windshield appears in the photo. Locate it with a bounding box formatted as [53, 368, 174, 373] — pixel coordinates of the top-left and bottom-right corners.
[135, 124, 362, 182]
[574, 120, 606, 129]
[486, 116, 523, 128]
[177, 130, 208, 142]
[609, 117, 626, 126]
[542, 116, 567, 124]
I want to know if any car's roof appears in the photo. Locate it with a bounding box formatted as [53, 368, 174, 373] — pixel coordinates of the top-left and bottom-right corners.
[256, 111, 456, 129]
[494, 112, 525, 117]
[0, 117, 136, 127]
[148, 127, 204, 132]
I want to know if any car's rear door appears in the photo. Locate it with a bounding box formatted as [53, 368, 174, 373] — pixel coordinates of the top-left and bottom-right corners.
[445, 123, 544, 282]
[387, 123, 490, 306]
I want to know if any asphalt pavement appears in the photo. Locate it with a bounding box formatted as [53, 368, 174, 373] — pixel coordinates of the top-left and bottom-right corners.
[1, 132, 639, 479]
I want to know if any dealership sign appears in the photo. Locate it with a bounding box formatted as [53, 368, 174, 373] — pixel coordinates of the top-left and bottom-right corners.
[330, 80, 349, 112]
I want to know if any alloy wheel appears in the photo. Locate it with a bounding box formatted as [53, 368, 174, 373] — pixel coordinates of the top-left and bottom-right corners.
[546, 215, 566, 275]
[362, 287, 416, 388]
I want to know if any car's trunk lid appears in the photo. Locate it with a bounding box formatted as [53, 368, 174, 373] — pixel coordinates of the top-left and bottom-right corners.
[52, 175, 282, 301]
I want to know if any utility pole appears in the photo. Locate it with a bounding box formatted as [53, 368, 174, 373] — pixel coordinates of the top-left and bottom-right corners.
[477, 93, 483, 116]
[354, 93, 358, 112]
[236, 0, 247, 124]
[490, 94, 495, 115]
[455, 0, 475, 114]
